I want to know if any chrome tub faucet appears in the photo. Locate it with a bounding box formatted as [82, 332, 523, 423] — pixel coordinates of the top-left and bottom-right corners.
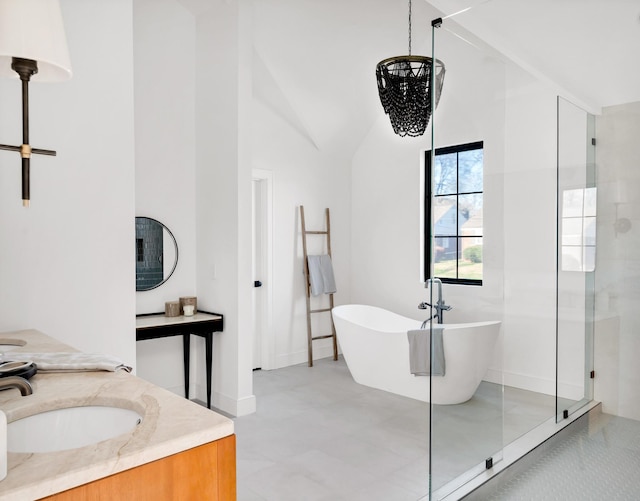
[418, 278, 452, 324]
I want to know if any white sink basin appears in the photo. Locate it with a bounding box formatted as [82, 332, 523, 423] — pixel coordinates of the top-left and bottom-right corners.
[8, 405, 142, 453]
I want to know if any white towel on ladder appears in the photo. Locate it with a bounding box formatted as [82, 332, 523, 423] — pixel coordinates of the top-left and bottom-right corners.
[307, 255, 337, 296]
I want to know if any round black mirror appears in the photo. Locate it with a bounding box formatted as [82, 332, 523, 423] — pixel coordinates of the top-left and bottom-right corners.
[135, 217, 178, 291]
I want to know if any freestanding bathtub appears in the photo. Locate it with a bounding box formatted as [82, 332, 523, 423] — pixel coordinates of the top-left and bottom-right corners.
[332, 304, 501, 405]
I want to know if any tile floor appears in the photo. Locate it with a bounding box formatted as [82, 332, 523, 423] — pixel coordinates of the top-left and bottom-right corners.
[233, 356, 560, 500]
[485, 411, 640, 500]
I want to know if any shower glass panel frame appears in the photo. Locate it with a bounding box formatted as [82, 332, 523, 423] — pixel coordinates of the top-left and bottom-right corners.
[556, 97, 596, 422]
[428, 14, 505, 500]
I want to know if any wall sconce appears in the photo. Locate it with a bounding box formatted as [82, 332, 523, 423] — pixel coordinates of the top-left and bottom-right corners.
[0, 0, 72, 207]
[612, 181, 632, 237]
[614, 203, 632, 236]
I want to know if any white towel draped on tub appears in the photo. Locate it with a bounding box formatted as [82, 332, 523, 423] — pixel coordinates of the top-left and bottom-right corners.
[307, 255, 337, 296]
[7, 353, 132, 373]
[407, 326, 445, 376]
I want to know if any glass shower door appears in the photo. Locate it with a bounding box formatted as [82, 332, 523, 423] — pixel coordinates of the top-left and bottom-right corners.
[556, 97, 596, 421]
[428, 12, 505, 499]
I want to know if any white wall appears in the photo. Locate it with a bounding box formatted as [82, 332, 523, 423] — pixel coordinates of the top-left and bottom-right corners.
[194, 0, 256, 416]
[131, 0, 355, 414]
[497, 69, 558, 395]
[133, 0, 199, 397]
[248, 0, 354, 369]
[0, 0, 136, 366]
[251, 102, 352, 368]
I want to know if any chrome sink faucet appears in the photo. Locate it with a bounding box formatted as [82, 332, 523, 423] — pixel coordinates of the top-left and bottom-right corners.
[418, 278, 452, 324]
[0, 376, 33, 396]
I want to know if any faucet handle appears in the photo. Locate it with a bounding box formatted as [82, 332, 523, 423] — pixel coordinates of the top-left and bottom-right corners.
[418, 302, 431, 310]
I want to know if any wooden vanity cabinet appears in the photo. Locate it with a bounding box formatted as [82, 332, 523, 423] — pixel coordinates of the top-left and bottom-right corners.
[40, 435, 236, 501]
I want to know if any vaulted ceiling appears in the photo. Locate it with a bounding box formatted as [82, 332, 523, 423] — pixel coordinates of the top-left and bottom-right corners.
[427, 0, 640, 111]
[177, 0, 640, 113]
[175, 0, 640, 154]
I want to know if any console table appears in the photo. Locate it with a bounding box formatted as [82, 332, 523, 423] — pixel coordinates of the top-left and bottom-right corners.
[135, 311, 223, 409]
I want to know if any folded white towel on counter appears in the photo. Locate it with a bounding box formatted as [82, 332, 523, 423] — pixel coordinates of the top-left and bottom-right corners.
[307, 254, 337, 296]
[6, 353, 132, 373]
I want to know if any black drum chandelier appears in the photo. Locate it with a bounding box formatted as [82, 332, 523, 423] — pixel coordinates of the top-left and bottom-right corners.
[376, 0, 445, 137]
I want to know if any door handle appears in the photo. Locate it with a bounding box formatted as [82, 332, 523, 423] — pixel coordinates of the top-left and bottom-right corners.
[254, 280, 262, 288]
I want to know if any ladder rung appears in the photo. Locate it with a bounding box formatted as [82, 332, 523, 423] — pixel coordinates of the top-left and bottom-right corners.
[312, 334, 335, 340]
[304, 230, 328, 235]
[310, 308, 332, 313]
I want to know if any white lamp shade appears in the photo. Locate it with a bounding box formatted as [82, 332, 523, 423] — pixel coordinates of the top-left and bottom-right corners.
[0, 0, 72, 81]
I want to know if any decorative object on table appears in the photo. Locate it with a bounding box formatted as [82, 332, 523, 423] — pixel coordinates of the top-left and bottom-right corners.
[375, 0, 445, 137]
[0, 0, 73, 207]
[179, 296, 197, 315]
[183, 304, 195, 316]
[165, 301, 181, 317]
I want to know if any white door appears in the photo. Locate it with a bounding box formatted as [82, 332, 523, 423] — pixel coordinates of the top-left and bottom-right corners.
[251, 171, 273, 370]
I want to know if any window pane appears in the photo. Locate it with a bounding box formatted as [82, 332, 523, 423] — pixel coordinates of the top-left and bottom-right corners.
[562, 189, 584, 218]
[426, 143, 484, 285]
[458, 148, 483, 193]
[458, 194, 483, 235]
[584, 246, 596, 272]
[434, 237, 457, 278]
[562, 246, 582, 271]
[434, 196, 457, 236]
[584, 187, 597, 217]
[562, 218, 583, 246]
[584, 216, 596, 245]
[434, 153, 457, 195]
[460, 237, 483, 280]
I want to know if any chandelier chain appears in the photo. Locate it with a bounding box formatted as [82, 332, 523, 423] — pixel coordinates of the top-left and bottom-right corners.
[408, 0, 412, 55]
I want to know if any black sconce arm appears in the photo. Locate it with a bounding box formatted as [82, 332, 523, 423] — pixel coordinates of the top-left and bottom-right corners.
[0, 57, 57, 207]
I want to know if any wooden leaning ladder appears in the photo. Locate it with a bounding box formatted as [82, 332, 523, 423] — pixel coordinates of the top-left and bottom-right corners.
[300, 205, 339, 367]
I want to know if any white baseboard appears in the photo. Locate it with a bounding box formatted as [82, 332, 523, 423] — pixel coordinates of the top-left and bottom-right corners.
[485, 368, 555, 395]
[274, 345, 337, 369]
[211, 391, 255, 417]
[193, 383, 256, 417]
[485, 369, 584, 400]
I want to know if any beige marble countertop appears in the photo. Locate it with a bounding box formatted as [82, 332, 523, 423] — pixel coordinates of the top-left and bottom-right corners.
[0, 329, 234, 501]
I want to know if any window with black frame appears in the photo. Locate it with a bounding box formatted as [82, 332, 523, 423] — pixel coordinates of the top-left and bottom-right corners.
[424, 141, 484, 285]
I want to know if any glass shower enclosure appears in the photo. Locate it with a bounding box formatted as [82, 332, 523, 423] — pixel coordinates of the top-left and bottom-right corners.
[424, 6, 595, 499]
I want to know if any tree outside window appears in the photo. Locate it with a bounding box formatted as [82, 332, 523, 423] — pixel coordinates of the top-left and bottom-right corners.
[425, 141, 483, 285]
